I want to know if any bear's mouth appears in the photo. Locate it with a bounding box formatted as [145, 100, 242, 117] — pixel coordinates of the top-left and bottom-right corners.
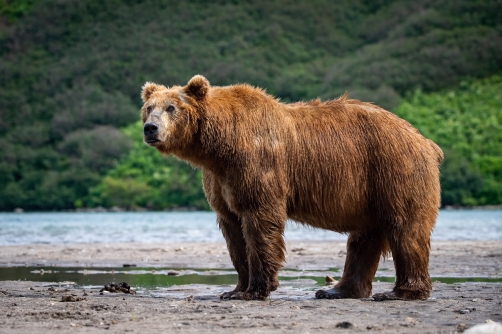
[145, 138, 161, 145]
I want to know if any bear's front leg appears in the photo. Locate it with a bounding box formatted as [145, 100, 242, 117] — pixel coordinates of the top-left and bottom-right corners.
[216, 213, 250, 300]
[230, 211, 286, 300]
[202, 173, 251, 300]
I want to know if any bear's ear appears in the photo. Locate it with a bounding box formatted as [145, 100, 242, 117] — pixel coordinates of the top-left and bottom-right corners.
[184, 75, 210, 101]
[141, 82, 162, 102]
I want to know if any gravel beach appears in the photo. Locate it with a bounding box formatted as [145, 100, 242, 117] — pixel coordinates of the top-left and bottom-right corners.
[0, 240, 501, 333]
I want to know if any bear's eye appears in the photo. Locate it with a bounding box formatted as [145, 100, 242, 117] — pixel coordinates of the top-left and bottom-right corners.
[146, 106, 152, 113]
[166, 105, 175, 113]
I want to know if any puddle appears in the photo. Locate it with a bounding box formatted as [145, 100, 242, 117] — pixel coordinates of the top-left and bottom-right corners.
[0, 267, 500, 290]
[0, 266, 237, 288]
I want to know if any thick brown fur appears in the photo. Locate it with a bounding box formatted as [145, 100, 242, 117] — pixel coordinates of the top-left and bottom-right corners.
[140, 75, 443, 301]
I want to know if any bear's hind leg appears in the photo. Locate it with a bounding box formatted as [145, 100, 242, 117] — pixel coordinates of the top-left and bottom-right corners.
[217, 212, 250, 300]
[316, 231, 386, 299]
[373, 223, 432, 301]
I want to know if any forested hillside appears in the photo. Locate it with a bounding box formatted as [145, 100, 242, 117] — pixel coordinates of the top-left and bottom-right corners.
[0, 0, 501, 210]
[395, 75, 502, 206]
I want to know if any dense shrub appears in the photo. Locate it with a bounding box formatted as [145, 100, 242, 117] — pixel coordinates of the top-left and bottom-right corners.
[87, 122, 209, 210]
[394, 76, 502, 206]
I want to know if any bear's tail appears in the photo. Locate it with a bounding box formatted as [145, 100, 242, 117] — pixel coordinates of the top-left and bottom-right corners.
[428, 139, 444, 164]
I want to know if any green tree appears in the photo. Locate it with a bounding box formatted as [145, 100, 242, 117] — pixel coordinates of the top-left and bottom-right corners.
[88, 122, 209, 210]
[394, 76, 502, 206]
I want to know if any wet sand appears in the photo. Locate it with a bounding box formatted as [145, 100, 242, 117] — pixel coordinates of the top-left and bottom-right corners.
[0, 240, 501, 333]
[1, 240, 501, 277]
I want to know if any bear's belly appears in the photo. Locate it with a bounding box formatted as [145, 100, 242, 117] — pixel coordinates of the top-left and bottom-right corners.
[287, 209, 373, 233]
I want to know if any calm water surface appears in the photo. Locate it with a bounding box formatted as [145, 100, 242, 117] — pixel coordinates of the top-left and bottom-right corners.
[1, 266, 500, 288]
[0, 210, 501, 245]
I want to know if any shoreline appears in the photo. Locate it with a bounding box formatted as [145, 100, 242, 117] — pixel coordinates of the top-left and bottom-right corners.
[7, 205, 502, 213]
[0, 240, 500, 278]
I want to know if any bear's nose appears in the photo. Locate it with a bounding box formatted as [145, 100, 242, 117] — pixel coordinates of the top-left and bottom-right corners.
[143, 122, 159, 136]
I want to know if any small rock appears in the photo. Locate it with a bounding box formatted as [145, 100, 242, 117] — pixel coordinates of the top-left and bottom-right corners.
[185, 295, 194, 303]
[167, 271, 179, 276]
[325, 276, 337, 285]
[457, 323, 468, 332]
[61, 295, 86, 302]
[335, 321, 354, 329]
[100, 282, 136, 294]
[48, 287, 57, 292]
[464, 321, 502, 334]
[29, 287, 35, 290]
[459, 309, 470, 314]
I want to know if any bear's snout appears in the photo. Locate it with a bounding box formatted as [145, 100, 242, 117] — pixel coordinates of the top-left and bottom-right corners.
[143, 122, 160, 144]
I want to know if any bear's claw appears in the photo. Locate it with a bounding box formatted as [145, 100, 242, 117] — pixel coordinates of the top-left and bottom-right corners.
[221, 291, 267, 300]
[220, 291, 238, 299]
[315, 288, 347, 299]
[372, 291, 403, 301]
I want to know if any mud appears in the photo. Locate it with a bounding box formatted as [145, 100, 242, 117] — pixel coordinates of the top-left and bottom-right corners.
[0, 280, 501, 333]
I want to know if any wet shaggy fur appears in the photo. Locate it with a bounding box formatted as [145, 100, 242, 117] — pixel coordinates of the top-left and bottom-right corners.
[140, 75, 443, 301]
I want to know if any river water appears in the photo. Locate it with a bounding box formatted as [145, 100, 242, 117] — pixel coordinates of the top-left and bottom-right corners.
[0, 210, 501, 245]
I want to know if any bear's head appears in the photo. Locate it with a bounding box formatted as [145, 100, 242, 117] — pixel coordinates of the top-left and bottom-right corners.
[140, 75, 210, 153]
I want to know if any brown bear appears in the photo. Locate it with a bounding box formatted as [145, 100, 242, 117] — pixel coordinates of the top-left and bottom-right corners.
[140, 75, 443, 301]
